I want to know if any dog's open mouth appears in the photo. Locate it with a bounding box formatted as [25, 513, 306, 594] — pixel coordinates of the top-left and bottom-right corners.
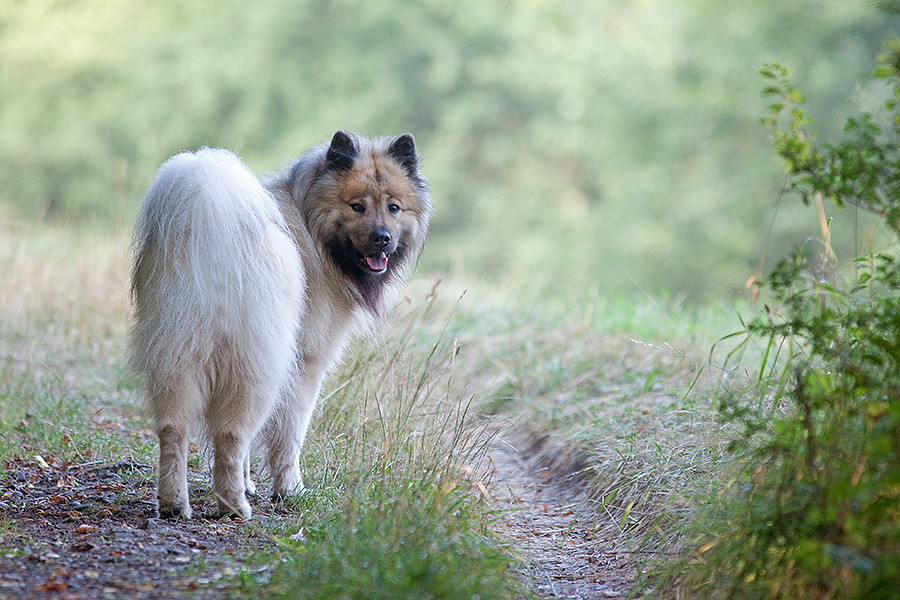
[361, 252, 389, 273]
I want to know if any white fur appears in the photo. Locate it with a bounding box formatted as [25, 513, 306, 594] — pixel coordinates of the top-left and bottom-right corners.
[131, 149, 305, 519]
[131, 135, 431, 520]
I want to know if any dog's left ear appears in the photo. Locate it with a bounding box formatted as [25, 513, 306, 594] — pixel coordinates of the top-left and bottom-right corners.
[388, 134, 418, 175]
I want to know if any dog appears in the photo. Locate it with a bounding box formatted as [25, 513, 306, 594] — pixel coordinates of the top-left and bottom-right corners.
[129, 131, 432, 519]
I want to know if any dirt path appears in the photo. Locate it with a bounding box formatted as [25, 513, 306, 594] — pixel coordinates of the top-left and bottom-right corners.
[0, 445, 638, 600]
[0, 456, 276, 600]
[487, 441, 637, 599]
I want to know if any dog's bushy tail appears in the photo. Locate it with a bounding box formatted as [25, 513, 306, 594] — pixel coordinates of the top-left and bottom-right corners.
[130, 149, 304, 399]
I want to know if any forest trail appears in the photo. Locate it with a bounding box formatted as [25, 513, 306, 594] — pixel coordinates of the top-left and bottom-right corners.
[0, 443, 644, 600]
[487, 440, 637, 599]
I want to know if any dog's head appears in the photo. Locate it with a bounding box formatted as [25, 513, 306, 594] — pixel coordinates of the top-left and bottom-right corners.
[299, 131, 433, 310]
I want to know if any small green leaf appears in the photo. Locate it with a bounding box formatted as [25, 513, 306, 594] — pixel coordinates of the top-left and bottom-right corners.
[788, 89, 806, 104]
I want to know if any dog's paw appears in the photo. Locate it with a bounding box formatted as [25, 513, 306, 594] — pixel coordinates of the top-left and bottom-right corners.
[158, 503, 192, 520]
[215, 495, 252, 521]
[271, 475, 305, 502]
[271, 486, 305, 503]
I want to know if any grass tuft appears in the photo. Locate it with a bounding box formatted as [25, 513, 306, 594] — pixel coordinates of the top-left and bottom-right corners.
[241, 290, 524, 599]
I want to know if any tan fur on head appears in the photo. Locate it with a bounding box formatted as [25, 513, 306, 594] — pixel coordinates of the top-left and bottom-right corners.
[281, 131, 432, 315]
[131, 132, 431, 520]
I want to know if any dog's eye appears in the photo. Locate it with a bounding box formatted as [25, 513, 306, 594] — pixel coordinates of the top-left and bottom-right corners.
[388, 204, 400, 214]
[351, 204, 365, 213]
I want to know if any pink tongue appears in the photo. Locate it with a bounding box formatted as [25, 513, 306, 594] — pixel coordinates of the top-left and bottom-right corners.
[365, 253, 388, 271]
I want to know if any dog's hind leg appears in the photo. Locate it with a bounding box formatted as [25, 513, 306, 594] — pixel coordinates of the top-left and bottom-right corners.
[152, 372, 204, 520]
[209, 372, 284, 519]
[157, 422, 191, 518]
[211, 430, 254, 519]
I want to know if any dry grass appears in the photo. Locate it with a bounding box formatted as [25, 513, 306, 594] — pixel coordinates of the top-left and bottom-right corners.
[0, 223, 131, 393]
[0, 223, 149, 467]
[420, 283, 739, 561]
[253, 290, 524, 600]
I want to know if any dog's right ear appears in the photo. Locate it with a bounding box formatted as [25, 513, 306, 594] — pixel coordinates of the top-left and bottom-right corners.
[325, 130, 358, 172]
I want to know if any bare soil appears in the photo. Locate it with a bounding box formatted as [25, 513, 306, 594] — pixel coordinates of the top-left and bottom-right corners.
[0, 456, 280, 600]
[0, 445, 637, 600]
[488, 440, 637, 600]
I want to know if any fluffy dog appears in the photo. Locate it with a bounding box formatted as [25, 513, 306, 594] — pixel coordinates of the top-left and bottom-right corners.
[130, 131, 432, 519]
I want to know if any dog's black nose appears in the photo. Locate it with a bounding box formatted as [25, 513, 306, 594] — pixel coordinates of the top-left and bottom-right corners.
[371, 230, 392, 248]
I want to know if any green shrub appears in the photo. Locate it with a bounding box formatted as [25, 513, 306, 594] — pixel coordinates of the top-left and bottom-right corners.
[657, 40, 900, 599]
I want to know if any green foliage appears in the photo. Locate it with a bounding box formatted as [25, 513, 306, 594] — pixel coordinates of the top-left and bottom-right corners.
[763, 46, 900, 235]
[662, 43, 900, 599]
[259, 484, 514, 600]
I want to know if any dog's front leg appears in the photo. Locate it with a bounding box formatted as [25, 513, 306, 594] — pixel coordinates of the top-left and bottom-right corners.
[266, 364, 323, 500]
[242, 452, 256, 497]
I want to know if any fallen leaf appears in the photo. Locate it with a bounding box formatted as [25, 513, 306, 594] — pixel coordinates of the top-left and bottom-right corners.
[70, 543, 95, 552]
[36, 580, 67, 593]
[57, 475, 78, 488]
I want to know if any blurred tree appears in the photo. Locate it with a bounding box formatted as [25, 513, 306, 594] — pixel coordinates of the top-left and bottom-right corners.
[0, 0, 895, 300]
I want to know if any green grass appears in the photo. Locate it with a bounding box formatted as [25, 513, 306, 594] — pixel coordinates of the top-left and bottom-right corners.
[235, 294, 525, 599]
[265, 492, 514, 600]
[0, 224, 153, 471]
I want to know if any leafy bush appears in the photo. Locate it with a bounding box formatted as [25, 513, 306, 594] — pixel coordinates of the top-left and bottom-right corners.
[658, 40, 900, 599]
